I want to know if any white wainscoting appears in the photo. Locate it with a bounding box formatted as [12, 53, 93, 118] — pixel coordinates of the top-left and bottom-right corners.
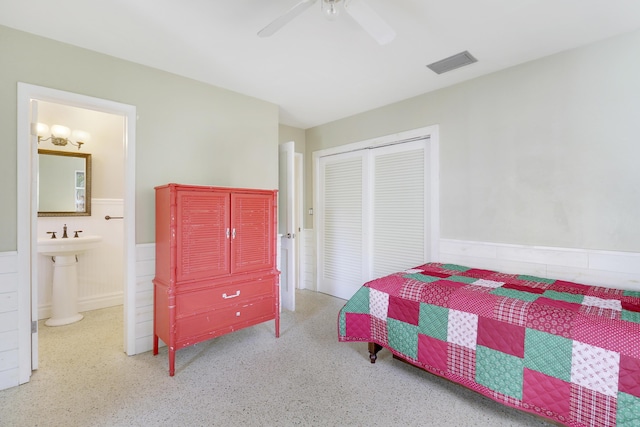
[439, 239, 640, 291]
[37, 199, 125, 319]
[134, 243, 155, 354]
[0, 252, 19, 391]
[301, 229, 315, 291]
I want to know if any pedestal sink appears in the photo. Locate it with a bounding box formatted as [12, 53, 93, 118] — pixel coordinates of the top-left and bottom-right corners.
[38, 235, 102, 326]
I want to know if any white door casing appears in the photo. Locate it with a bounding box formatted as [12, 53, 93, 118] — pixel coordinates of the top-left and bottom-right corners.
[314, 126, 440, 301]
[16, 83, 137, 385]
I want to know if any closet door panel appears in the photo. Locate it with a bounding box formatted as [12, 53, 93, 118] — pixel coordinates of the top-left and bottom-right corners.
[371, 141, 427, 279]
[318, 152, 365, 300]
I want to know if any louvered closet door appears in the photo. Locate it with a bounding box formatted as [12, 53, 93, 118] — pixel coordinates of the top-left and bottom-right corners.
[370, 140, 427, 279]
[176, 190, 231, 282]
[231, 192, 275, 274]
[317, 152, 365, 300]
[318, 138, 429, 300]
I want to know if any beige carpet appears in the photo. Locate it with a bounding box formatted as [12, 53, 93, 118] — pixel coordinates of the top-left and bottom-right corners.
[0, 290, 551, 426]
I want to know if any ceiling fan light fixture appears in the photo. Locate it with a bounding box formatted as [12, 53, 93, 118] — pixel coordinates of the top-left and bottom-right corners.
[322, 0, 341, 21]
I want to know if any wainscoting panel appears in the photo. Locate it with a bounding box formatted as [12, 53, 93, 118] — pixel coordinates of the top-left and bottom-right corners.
[302, 229, 315, 291]
[134, 243, 155, 354]
[439, 239, 640, 291]
[0, 252, 19, 391]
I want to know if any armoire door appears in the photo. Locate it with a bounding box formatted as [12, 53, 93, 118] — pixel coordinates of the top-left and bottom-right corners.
[176, 190, 231, 282]
[231, 192, 275, 274]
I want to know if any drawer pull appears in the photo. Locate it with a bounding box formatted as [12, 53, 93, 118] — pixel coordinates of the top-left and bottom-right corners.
[236, 311, 241, 317]
[222, 290, 241, 299]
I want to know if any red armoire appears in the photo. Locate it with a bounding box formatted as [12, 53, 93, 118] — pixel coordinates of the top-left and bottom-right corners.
[153, 183, 279, 376]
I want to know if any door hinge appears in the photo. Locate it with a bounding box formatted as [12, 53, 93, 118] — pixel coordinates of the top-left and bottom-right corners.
[32, 320, 38, 333]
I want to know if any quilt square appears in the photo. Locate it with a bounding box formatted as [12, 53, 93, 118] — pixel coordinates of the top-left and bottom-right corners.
[617, 392, 640, 427]
[571, 341, 620, 398]
[370, 315, 388, 346]
[619, 354, 640, 398]
[570, 384, 617, 427]
[477, 317, 525, 358]
[341, 285, 370, 314]
[388, 295, 420, 326]
[583, 296, 622, 312]
[491, 287, 540, 302]
[550, 279, 591, 295]
[494, 297, 532, 327]
[517, 274, 555, 285]
[403, 273, 441, 283]
[523, 368, 571, 419]
[526, 300, 576, 338]
[543, 290, 585, 304]
[472, 278, 504, 289]
[447, 309, 478, 350]
[418, 303, 448, 341]
[447, 342, 476, 381]
[344, 313, 372, 340]
[399, 280, 424, 302]
[524, 329, 573, 382]
[418, 334, 449, 373]
[387, 318, 418, 360]
[476, 345, 524, 400]
[622, 310, 640, 324]
[463, 268, 497, 279]
[369, 288, 389, 321]
[503, 283, 546, 294]
[448, 289, 500, 317]
[420, 282, 459, 307]
[581, 305, 621, 320]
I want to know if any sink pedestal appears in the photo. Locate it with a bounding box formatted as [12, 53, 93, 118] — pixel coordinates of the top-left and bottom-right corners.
[45, 254, 84, 326]
[38, 235, 102, 327]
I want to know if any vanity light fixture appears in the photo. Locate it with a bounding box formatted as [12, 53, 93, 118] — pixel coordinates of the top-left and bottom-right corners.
[36, 123, 90, 150]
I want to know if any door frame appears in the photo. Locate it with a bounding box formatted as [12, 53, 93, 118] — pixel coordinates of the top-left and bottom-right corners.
[16, 83, 137, 384]
[312, 125, 440, 296]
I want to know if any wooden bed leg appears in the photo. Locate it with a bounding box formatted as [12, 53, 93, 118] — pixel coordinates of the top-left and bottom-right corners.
[368, 342, 382, 364]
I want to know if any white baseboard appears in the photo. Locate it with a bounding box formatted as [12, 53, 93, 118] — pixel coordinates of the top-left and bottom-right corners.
[37, 292, 124, 320]
[439, 239, 640, 291]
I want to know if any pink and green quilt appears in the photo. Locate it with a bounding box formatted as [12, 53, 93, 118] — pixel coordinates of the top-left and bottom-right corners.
[338, 263, 640, 427]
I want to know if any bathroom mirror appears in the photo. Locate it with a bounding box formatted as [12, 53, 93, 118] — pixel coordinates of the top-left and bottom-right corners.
[38, 149, 92, 217]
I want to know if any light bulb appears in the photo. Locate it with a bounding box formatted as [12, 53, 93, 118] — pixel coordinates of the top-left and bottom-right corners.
[36, 122, 49, 137]
[322, 0, 340, 21]
[72, 129, 91, 144]
[50, 125, 71, 139]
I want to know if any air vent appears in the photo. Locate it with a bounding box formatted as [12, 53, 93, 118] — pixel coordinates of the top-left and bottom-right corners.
[427, 51, 477, 74]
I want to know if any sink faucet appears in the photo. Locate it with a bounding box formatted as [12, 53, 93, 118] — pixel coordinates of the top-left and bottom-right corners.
[62, 224, 68, 239]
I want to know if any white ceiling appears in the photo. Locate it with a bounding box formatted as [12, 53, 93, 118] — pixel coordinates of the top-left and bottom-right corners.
[2, 0, 640, 129]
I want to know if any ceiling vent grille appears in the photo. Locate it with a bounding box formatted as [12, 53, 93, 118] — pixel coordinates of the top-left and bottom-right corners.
[427, 51, 477, 74]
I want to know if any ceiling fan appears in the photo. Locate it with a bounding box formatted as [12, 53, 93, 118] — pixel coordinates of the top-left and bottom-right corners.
[258, 0, 396, 45]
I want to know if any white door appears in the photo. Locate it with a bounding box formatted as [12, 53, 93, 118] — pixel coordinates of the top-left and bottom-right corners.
[317, 138, 430, 300]
[317, 151, 366, 300]
[278, 141, 296, 311]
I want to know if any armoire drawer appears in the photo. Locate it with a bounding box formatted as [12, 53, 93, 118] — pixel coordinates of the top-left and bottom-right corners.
[176, 279, 274, 317]
[176, 297, 275, 342]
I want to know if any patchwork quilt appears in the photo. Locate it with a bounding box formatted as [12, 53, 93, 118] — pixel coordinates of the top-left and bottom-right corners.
[338, 263, 640, 427]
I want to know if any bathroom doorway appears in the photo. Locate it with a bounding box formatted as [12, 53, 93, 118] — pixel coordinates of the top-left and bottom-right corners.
[16, 83, 137, 383]
[36, 101, 125, 346]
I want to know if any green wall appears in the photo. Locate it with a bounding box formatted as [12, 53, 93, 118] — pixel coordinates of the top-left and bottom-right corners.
[0, 25, 279, 249]
[306, 29, 640, 252]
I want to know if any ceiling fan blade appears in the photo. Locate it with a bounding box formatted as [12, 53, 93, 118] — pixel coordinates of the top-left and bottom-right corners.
[258, 0, 319, 38]
[344, 0, 396, 45]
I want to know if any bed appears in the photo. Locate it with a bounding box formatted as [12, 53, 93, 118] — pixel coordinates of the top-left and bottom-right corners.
[338, 263, 640, 427]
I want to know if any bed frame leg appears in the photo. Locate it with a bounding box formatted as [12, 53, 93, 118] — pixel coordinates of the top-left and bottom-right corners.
[368, 342, 382, 363]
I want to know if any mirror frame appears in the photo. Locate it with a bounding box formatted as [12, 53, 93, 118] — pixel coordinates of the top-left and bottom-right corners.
[38, 149, 92, 217]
